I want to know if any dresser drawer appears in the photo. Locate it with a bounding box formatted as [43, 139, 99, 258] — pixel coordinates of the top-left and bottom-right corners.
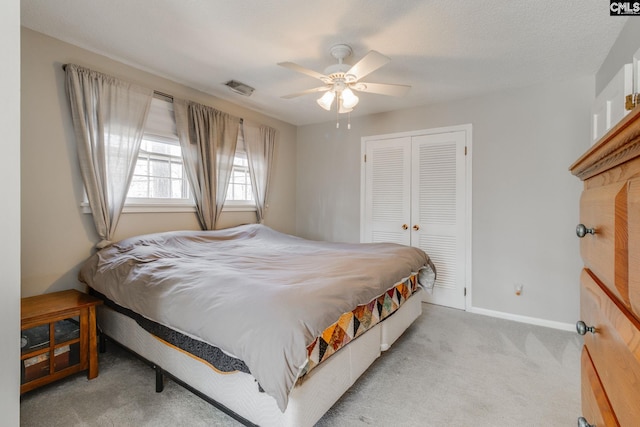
[580, 269, 640, 426]
[579, 183, 628, 306]
[628, 178, 640, 318]
[581, 347, 619, 426]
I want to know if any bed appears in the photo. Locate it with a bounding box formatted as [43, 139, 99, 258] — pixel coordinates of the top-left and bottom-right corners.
[78, 224, 436, 426]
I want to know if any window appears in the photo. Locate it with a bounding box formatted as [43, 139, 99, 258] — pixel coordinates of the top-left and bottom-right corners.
[227, 152, 253, 202]
[124, 96, 194, 212]
[82, 96, 255, 213]
[128, 136, 191, 201]
[225, 131, 256, 210]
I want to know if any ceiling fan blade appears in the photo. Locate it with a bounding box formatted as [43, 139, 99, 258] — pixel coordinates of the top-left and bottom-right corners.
[346, 51, 391, 81]
[278, 62, 329, 81]
[354, 82, 411, 97]
[281, 86, 331, 99]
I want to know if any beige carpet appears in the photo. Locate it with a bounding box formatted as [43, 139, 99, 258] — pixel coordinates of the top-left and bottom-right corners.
[20, 303, 581, 426]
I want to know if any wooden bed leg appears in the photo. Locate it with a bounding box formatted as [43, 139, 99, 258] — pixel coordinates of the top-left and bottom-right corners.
[155, 365, 164, 393]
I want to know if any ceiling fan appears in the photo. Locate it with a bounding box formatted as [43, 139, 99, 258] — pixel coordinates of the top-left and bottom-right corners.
[278, 44, 411, 114]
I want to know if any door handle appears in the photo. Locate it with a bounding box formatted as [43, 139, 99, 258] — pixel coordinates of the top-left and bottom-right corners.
[413, 225, 420, 231]
[402, 224, 408, 230]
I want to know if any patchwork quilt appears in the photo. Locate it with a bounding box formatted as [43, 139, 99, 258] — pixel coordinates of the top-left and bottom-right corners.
[303, 273, 420, 376]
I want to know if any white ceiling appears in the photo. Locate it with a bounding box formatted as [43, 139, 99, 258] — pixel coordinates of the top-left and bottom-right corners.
[21, 0, 627, 126]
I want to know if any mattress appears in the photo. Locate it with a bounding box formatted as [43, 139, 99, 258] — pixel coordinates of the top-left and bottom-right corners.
[92, 270, 421, 383]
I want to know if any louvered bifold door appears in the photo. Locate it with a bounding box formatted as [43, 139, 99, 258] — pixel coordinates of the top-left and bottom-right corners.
[411, 132, 466, 309]
[363, 137, 412, 245]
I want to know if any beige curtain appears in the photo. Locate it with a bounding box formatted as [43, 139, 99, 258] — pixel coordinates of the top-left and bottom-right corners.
[174, 99, 240, 230]
[65, 64, 152, 248]
[243, 121, 276, 224]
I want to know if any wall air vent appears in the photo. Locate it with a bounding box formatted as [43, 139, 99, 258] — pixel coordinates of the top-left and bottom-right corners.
[224, 80, 255, 96]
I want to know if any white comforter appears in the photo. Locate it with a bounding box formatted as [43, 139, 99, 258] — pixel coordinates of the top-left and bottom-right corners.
[78, 224, 435, 411]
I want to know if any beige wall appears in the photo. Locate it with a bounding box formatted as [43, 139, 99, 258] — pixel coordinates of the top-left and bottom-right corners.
[1, 1, 21, 425]
[296, 76, 593, 325]
[21, 28, 297, 297]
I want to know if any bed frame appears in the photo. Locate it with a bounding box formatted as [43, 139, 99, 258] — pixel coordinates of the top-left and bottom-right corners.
[97, 290, 423, 427]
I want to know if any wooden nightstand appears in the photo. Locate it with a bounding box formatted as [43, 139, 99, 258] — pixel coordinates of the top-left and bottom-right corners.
[20, 289, 103, 394]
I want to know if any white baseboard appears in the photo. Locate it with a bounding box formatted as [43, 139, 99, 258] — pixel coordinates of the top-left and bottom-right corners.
[467, 306, 575, 332]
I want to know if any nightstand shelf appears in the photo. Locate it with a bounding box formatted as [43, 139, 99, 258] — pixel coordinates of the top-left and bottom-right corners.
[21, 289, 103, 394]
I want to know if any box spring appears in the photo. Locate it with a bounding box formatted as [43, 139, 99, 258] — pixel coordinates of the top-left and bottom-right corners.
[97, 290, 423, 427]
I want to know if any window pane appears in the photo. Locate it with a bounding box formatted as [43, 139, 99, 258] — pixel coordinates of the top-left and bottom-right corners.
[170, 162, 183, 178]
[232, 184, 242, 200]
[226, 153, 254, 202]
[171, 180, 184, 198]
[233, 172, 243, 185]
[150, 177, 171, 198]
[134, 157, 149, 175]
[129, 177, 148, 198]
[150, 158, 170, 178]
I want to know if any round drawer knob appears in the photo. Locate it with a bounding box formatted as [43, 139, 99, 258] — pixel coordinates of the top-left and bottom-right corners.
[577, 417, 595, 427]
[402, 224, 408, 230]
[576, 320, 596, 335]
[576, 224, 595, 238]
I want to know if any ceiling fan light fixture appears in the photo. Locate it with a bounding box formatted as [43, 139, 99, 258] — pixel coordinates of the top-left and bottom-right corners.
[338, 103, 353, 114]
[341, 88, 359, 109]
[317, 90, 335, 110]
[278, 43, 410, 122]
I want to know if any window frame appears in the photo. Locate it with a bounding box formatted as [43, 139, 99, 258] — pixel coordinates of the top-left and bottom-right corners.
[223, 132, 256, 212]
[124, 133, 195, 212]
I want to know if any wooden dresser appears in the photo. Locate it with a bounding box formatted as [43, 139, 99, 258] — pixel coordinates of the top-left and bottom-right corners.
[570, 107, 640, 426]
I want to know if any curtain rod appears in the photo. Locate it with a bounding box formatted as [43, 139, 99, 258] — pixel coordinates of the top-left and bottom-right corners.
[62, 64, 174, 100]
[153, 90, 174, 101]
[63, 64, 246, 123]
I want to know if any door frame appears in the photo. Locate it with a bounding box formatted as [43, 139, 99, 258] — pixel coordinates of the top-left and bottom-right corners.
[360, 124, 473, 310]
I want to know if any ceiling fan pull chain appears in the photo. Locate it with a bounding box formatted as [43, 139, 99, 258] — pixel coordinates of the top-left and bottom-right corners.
[348, 111, 351, 130]
[336, 102, 340, 128]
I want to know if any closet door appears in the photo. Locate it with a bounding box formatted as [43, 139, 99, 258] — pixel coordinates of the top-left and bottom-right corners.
[363, 137, 411, 245]
[411, 132, 466, 309]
